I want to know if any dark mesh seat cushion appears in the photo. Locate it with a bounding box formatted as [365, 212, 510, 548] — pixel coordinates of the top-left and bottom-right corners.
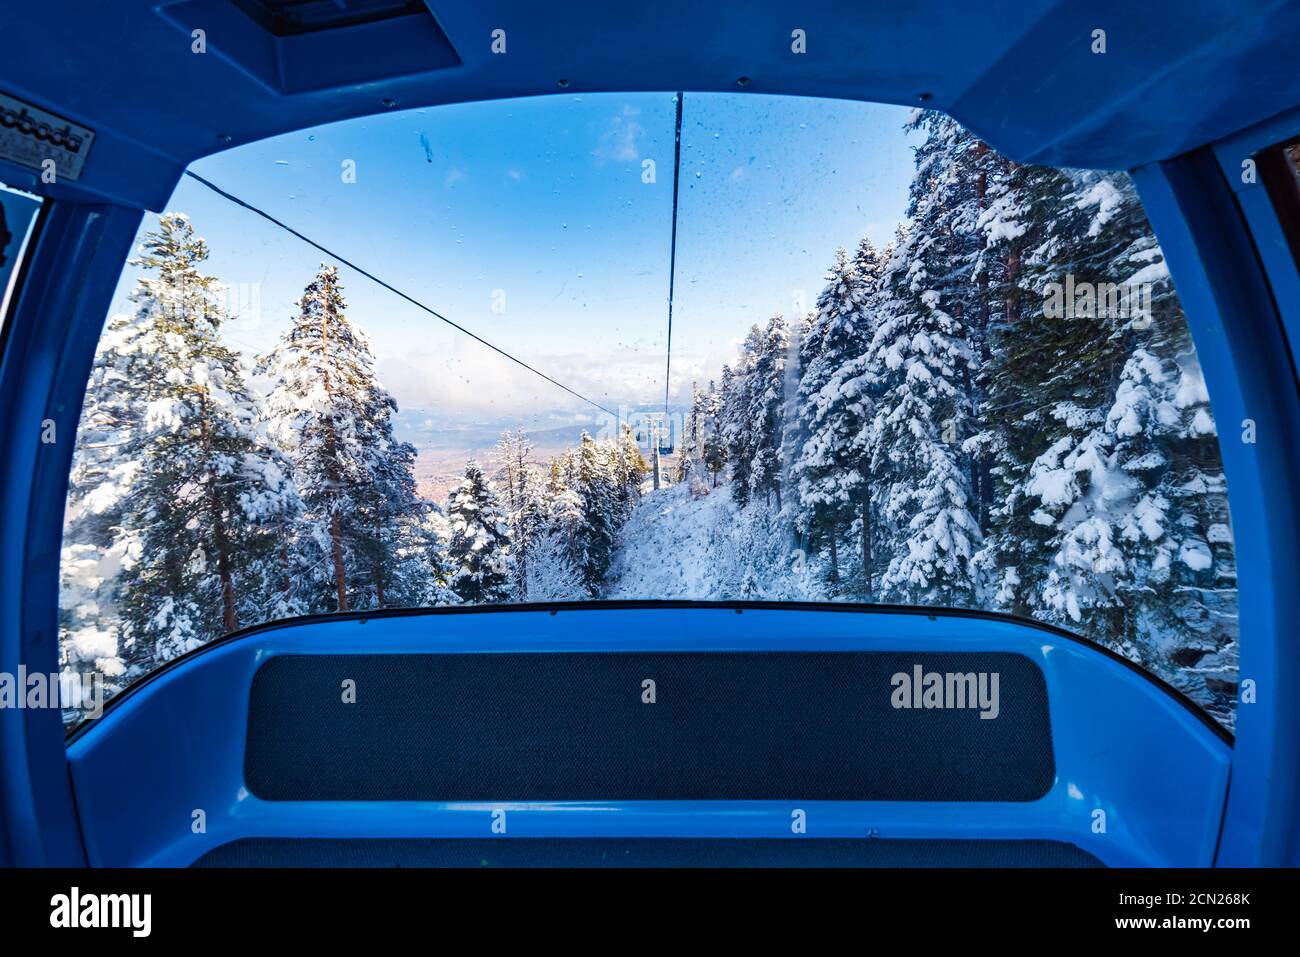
[246, 651, 1054, 802]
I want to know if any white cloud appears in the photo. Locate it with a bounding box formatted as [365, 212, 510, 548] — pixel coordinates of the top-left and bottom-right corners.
[377, 337, 736, 420]
[594, 105, 644, 163]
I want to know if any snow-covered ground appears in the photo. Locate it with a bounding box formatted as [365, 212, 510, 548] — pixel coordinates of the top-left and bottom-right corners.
[605, 482, 736, 599]
[605, 480, 817, 602]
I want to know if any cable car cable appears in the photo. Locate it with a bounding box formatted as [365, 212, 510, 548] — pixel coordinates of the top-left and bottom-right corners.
[183, 170, 619, 419]
[661, 91, 685, 441]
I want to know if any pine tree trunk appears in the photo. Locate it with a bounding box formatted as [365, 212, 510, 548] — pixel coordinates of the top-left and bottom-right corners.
[973, 153, 994, 533]
[829, 520, 840, 586]
[215, 528, 237, 631]
[1004, 159, 1022, 329]
[1006, 246, 1020, 327]
[211, 488, 238, 633]
[861, 492, 872, 600]
[199, 392, 238, 632]
[513, 450, 528, 599]
[516, 513, 528, 601]
[320, 290, 350, 613]
[330, 509, 349, 612]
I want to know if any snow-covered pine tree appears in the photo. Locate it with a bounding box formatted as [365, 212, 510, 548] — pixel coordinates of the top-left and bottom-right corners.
[700, 379, 727, 488]
[776, 314, 813, 523]
[351, 430, 438, 609]
[62, 302, 164, 698]
[973, 161, 1091, 620]
[497, 428, 542, 600]
[612, 423, 650, 512]
[1081, 174, 1236, 715]
[866, 120, 982, 605]
[978, 164, 1237, 717]
[1033, 174, 1156, 646]
[113, 213, 299, 670]
[1139, 336, 1238, 716]
[67, 312, 153, 540]
[524, 470, 588, 602]
[790, 245, 876, 592]
[721, 340, 760, 506]
[259, 264, 421, 614]
[677, 382, 705, 482]
[568, 431, 621, 593]
[938, 126, 1008, 536]
[540, 455, 584, 551]
[445, 460, 513, 603]
[526, 532, 587, 599]
[745, 314, 789, 510]
[387, 499, 458, 609]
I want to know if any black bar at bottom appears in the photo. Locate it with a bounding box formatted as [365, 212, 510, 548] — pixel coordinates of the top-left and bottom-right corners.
[0, 863, 1279, 942]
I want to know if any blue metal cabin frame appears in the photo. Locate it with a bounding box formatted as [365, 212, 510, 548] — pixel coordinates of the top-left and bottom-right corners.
[2, 1, 1299, 866]
[65, 604, 1231, 867]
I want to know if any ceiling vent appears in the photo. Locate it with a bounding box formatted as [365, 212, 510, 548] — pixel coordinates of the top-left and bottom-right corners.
[160, 0, 460, 95]
[230, 0, 431, 38]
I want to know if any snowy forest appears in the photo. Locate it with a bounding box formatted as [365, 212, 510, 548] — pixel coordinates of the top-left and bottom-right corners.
[60, 226, 650, 707]
[60, 110, 1238, 728]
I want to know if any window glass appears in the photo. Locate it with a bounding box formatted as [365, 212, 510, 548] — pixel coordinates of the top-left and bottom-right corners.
[0, 181, 43, 335]
[1284, 140, 1300, 177]
[60, 94, 1239, 730]
[1264, 137, 1300, 271]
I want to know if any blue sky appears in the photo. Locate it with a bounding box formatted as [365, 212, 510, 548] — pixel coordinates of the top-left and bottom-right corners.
[107, 92, 919, 432]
